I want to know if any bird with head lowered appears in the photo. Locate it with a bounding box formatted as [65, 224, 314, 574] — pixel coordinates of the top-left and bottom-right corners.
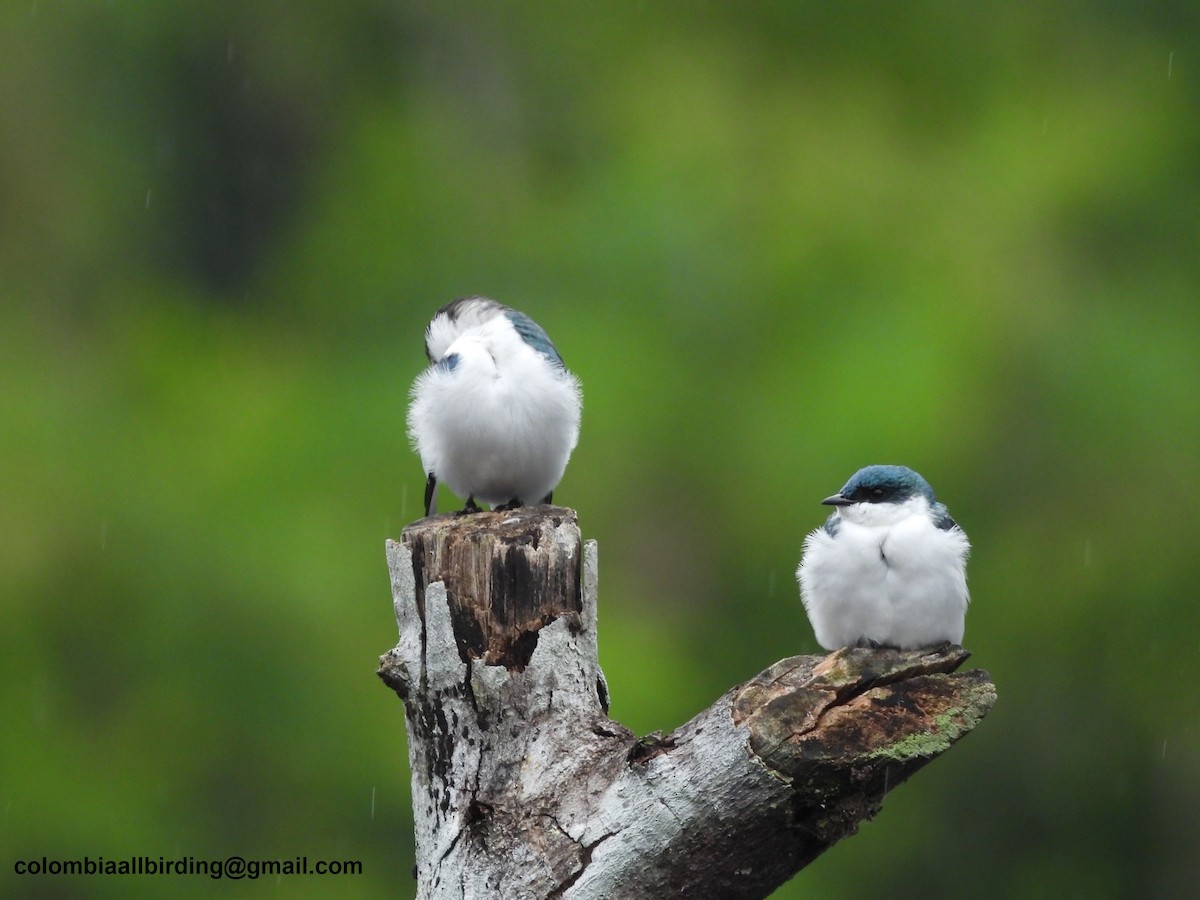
[407, 296, 582, 517]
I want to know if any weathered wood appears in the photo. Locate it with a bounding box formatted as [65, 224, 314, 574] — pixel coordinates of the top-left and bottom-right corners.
[379, 507, 996, 900]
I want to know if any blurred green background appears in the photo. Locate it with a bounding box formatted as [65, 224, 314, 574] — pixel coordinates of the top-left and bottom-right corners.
[2, 1, 1198, 897]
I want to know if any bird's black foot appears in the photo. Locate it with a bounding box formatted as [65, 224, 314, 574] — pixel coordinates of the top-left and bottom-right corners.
[455, 496, 484, 516]
[495, 498, 523, 512]
[854, 637, 900, 650]
[541, 491, 553, 505]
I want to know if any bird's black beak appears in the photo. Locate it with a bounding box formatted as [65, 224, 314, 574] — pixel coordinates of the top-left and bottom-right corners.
[821, 494, 852, 506]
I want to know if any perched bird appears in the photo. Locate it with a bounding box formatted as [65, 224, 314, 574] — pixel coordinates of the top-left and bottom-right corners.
[796, 465, 970, 651]
[407, 296, 582, 516]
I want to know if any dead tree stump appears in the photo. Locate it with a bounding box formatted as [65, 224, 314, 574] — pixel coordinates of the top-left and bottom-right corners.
[378, 506, 996, 900]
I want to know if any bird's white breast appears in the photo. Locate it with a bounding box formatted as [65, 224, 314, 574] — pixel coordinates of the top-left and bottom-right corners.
[797, 499, 969, 650]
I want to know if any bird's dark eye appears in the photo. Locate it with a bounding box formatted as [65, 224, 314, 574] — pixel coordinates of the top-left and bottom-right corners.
[849, 484, 891, 503]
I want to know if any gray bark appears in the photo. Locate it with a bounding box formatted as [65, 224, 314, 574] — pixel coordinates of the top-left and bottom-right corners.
[378, 506, 996, 900]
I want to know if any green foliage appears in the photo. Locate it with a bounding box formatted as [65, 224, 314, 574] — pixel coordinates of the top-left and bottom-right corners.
[2, 2, 1199, 897]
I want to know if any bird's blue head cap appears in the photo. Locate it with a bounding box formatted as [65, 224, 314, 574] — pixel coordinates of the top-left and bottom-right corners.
[823, 465, 937, 507]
